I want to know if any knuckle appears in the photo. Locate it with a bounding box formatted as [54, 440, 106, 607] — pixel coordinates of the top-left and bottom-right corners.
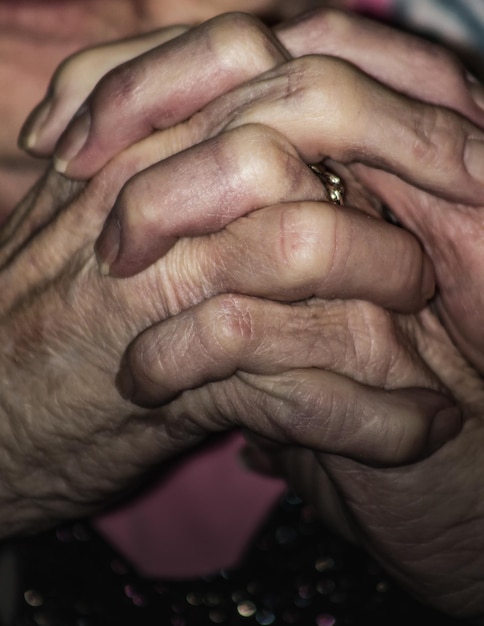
[282, 7, 353, 47]
[126, 334, 162, 386]
[283, 56, 361, 140]
[54, 47, 105, 95]
[264, 378, 319, 441]
[211, 11, 262, 34]
[208, 12, 284, 74]
[308, 7, 353, 40]
[352, 302, 395, 350]
[280, 56, 318, 101]
[200, 294, 258, 358]
[276, 203, 337, 290]
[354, 300, 394, 336]
[115, 172, 158, 229]
[222, 124, 298, 190]
[52, 50, 91, 95]
[409, 104, 441, 163]
[409, 105, 463, 168]
[93, 60, 141, 115]
[269, 376, 350, 447]
[347, 302, 401, 382]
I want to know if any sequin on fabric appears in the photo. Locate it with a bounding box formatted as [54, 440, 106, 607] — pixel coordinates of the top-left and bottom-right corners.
[1, 492, 465, 625]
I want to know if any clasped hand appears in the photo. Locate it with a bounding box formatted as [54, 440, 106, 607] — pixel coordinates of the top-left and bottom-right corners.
[3, 8, 484, 622]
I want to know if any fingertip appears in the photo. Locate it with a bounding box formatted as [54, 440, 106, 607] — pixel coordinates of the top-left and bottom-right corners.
[18, 98, 54, 155]
[53, 108, 91, 178]
[53, 156, 69, 175]
[385, 388, 460, 464]
[18, 127, 38, 152]
[426, 405, 462, 455]
[94, 214, 121, 277]
[97, 260, 111, 277]
[107, 235, 179, 278]
[115, 360, 172, 409]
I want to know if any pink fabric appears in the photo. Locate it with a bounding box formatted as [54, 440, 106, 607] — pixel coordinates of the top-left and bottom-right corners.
[93, 434, 285, 579]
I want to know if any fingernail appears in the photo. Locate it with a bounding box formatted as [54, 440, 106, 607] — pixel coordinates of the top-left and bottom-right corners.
[428, 406, 462, 454]
[115, 362, 135, 401]
[54, 108, 91, 174]
[464, 138, 484, 183]
[95, 213, 121, 276]
[18, 98, 54, 152]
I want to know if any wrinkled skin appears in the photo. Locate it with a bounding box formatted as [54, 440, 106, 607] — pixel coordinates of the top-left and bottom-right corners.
[0, 0, 319, 211]
[5, 5, 484, 623]
[0, 78, 441, 535]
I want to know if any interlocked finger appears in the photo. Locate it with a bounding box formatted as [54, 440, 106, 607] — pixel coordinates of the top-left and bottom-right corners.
[131, 300, 460, 466]
[20, 26, 189, 156]
[50, 13, 289, 178]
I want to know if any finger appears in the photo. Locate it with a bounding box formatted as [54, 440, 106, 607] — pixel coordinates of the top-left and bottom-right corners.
[117, 294, 461, 466]
[95, 133, 434, 312]
[92, 50, 484, 253]
[52, 13, 288, 178]
[94, 124, 331, 276]
[202, 55, 484, 205]
[94, 61, 481, 277]
[190, 201, 433, 311]
[275, 8, 484, 127]
[116, 295, 439, 407]
[19, 27, 189, 157]
[240, 370, 461, 465]
[160, 364, 461, 467]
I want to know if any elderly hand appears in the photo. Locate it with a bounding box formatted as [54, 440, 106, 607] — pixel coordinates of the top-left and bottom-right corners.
[277, 18, 484, 620]
[276, 9, 484, 375]
[23, 9, 484, 372]
[18, 10, 484, 622]
[259, 307, 484, 623]
[0, 48, 438, 543]
[0, 139, 444, 535]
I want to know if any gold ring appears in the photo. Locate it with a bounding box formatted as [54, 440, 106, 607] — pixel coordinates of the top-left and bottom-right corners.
[308, 163, 345, 206]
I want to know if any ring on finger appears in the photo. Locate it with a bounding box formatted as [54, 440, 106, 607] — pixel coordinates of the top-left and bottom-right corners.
[309, 163, 345, 206]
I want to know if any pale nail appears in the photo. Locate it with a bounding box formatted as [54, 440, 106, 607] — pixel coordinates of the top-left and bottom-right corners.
[95, 214, 121, 276]
[18, 98, 54, 152]
[464, 138, 484, 183]
[54, 108, 91, 174]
